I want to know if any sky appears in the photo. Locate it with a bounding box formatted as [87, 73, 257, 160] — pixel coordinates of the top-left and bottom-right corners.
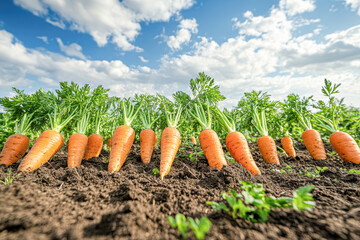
[0, 0, 360, 108]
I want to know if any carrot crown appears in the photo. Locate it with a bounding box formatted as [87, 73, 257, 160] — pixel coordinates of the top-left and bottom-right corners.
[214, 106, 236, 133]
[76, 111, 90, 134]
[296, 110, 313, 130]
[163, 104, 182, 128]
[188, 102, 212, 130]
[14, 113, 34, 135]
[48, 106, 77, 132]
[252, 108, 268, 136]
[122, 99, 143, 126]
[313, 114, 338, 133]
[140, 108, 160, 129]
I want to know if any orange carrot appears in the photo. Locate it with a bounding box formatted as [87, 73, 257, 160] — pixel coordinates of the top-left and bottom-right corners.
[281, 136, 296, 157]
[108, 99, 142, 172]
[199, 129, 227, 170]
[154, 134, 158, 149]
[0, 134, 29, 166]
[108, 125, 135, 172]
[252, 109, 280, 165]
[68, 133, 88, 168]
[160, 127, 181, 179]
[257, 136, 280, 164]
[107, 138, 112, 149]
[18, 130, 64, 172]
[226, 131, 260, 175]
[84, 134, 103, 160]
[302, 129, 326, 160]
[140, 129, 156, 164]
[190, 136, 197, 145]
[330, 131, 360, 164]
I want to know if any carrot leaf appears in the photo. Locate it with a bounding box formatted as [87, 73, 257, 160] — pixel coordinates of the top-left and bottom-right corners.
[252, 108, 268, 136]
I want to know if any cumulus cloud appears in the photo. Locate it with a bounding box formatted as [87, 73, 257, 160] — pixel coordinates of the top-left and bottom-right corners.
[346, 0, 360, 15]
[166, 18, 198, 50]
[13, 0, 195, 51]
[139, 56, 148, 63]
[56, 38, 86, 60]
[279, 0, 316, 16]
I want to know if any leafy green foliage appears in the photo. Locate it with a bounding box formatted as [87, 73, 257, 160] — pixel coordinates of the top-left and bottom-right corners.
[152, 168, 160, 175]
[206, 181, 315, 222]
[190, 72, 225, 105]
[167, 214, 211, 239]
[0, 169, 14, 185]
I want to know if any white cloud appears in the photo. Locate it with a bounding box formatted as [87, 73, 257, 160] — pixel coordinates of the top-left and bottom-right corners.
[139, 56, 148, 63]
[279, 0, 316, 16]
[166, 18, 198, 50]
[37, 36, 48, 44]
[38, 77, 57, 86]
[345, 0, 360, 15]
[56, 38, 86, 60]
[13, 0, 195, 51]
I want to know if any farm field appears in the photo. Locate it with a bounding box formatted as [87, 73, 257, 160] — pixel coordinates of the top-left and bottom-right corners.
[1, 142, 360, 240]
[0, 76, 360, 240]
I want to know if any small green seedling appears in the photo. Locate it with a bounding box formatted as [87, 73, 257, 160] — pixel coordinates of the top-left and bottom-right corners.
[285, 165, 293, 173]
[152, 168, 160, 175]
[0, 169, 14, 185]
[206, 181, 315, 223]
[348, 169, 360, 175]
[188, 217, 212, 240]
[167, 214, 189, 238]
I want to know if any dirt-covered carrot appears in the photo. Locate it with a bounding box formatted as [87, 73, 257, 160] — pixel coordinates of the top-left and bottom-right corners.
[189, 103, 227, 170]
[0, 114, 33, 166]
[108, 100, 142, 172]
[68, 112, 89, 168]
[85, 110, 104, 160]
[190, 136, 197, 145]
[252, 109, 280, 164]
[281, 136, 296, 157]
[18, 107, 75, 173]
[215, 107, 260, 175]
[160, 105, 182, 180]
[107, 138, 112, 149]
[298, 113, 326, 160]
[139, 109, 159, 164]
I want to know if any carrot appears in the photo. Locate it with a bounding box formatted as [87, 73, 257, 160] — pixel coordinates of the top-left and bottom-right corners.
[18, 130, 64, 172]
[17, 107, 75, 173]
[190, 136, 197, 145]
[154, 134, 158, 149]
[0, 113, 33, 167]
[139, 108, 160, 164]
[226, 131, 260, 175]
[0, 135, 29, 166]
[108, 100, 142, 172]
[330, 132, 360, 164]
[189, 103, 227, 170]
[215, 107, 260, 175]
[281, 136, 296, 157]
[84, 110, 104, 160]
[252, 109, 279, 164]
[199, 129, 227, 169]
[107, 138, 112, 149]
[159, 105, 182, 180]
[84, 134, 103, 160]
[140, 129, 156, 164]
[68, 133, 88, 168]
[298, 112, 326, 160]
[160, 127, 181, 179]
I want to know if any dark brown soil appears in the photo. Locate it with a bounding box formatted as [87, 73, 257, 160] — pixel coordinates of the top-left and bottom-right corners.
[1, 141, 360, 240]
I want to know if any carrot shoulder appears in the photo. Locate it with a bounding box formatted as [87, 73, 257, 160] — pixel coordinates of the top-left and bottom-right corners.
[302, 129, 326, 160]
[108, 125, 135, 172]
[160, 127, 181, 180]
[0, 134, 30, 167]
[281, 136, 296, 157]
[68, 133, 88, 168]
[257, 136, 280, 164]
[226, 131, 260, 175]
[199, 129, 227, 170]
[85, 134, 103, 160]
[330, 131, 360, 164]
[18, 130, 64, 172]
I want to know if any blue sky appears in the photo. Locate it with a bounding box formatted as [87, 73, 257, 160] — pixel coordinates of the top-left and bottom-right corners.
[0, 0, 360, 108]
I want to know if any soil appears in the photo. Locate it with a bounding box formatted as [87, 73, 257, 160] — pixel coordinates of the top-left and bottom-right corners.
[1, 141, 360, 240]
